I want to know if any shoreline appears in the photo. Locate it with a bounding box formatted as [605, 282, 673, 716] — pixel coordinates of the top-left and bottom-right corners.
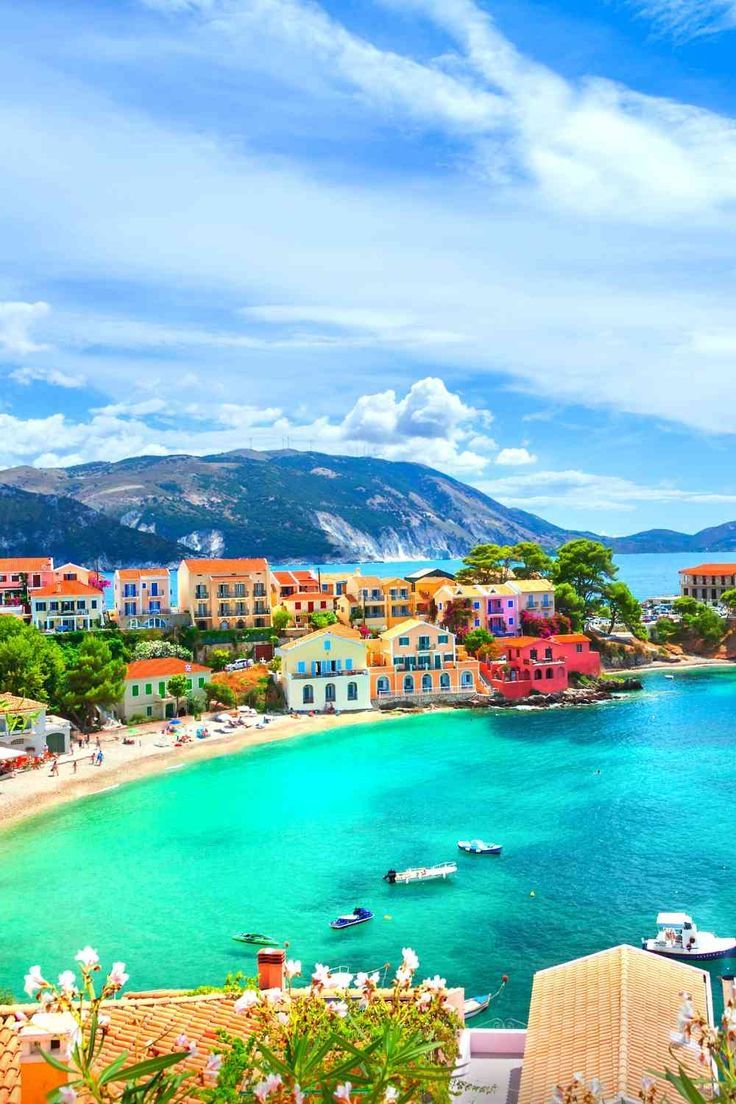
[0, 709, 408, 834]
[610, 657, 734, 675]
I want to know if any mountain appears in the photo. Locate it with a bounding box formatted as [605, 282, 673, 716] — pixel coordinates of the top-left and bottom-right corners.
[608, 522, 736, 554]
[0, 484, 190, 567]
[0, 449, 583, 564]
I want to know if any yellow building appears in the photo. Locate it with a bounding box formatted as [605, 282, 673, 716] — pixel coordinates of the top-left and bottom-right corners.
[178, 558, 272, 630]
[277, 624, 371, 712]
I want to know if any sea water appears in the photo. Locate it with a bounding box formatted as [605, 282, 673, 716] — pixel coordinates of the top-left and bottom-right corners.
[1, 666, 735, 1021]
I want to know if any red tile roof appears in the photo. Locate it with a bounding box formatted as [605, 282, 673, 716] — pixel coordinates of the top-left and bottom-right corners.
[32, 580, 102, 598]
[273, 570, 317, 585]
[181, 558, 268, 574]
[679, 563, 736, 575]
[125, 658, 211, 680]
[552, 633, 590, 643]
[0, 558, 52, 574]
[117, 568, 169, 579]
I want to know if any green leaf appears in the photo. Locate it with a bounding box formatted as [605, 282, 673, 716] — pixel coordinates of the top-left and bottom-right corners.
[40, 1050, 75, 1075]
[106, 1052, 189, 1082]
[98, 1052, 131, 1085]
[663, 1067, 710, 1104]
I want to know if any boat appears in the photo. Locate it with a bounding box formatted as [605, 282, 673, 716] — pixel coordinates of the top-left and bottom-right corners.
[232, 932, 280, 946]
[383, 862, 457, 884]
[330, 907, 374, 930]
[642, 912, 736, 960]
[463, 994, 491, 1020]
[457, 839, 502, 855]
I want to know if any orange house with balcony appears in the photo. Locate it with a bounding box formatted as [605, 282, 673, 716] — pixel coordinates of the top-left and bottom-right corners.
[367, 618, 481, 701]
[279, 590, 337, 628]
[483, 633, 600, 699]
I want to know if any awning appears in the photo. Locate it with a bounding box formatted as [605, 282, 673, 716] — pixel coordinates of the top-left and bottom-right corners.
[0, 746, 26, 760]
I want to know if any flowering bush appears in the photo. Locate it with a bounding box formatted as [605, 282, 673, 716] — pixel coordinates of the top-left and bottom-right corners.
[519, 612, 571, 638]
[24, 949, 463, 1104]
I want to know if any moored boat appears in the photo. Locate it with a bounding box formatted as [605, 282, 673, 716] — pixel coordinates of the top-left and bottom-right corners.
[463, 994, 491, 1019]
[330, 907, 374, 930]
[232, 932, 280, 946]
[457, 839, 502, 855]
[383, 862, 457, 884]
[642, 912, 736, 960]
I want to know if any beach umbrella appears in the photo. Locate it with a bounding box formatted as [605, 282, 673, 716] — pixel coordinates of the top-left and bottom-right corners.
[169, 718, 182, 726]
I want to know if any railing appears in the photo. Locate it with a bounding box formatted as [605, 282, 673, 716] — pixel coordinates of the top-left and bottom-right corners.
[376, 686, 475, 697]
[289, 669, 366, 679]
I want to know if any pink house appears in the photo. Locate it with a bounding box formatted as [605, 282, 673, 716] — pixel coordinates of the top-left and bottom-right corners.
[483, 633, 600, 699]
[0, 557, 55, 617]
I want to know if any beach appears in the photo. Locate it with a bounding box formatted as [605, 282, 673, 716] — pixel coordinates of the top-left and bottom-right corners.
[0, 709, 406, 832]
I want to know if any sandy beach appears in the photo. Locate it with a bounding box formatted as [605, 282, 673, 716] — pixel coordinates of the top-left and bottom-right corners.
[0, 709, 408, 833]
[629, 656, 734, 674]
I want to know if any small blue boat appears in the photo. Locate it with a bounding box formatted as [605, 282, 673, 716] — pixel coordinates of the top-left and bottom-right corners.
[458, 839, 502, 855]
[330, 907, 374, 930]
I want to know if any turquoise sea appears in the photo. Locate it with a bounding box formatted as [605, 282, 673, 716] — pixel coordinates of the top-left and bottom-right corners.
[2, 666, 736, 1020]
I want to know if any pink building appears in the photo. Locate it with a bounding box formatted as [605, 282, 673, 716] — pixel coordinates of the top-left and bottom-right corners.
[483, 633, 600, 699]
[0, 557, 55, 617]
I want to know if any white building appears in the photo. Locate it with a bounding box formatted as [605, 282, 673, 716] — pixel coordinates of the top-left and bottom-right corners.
[0, 693, 71, 756]
[277, 625, 372, 713]
[30, 580, 105, 633]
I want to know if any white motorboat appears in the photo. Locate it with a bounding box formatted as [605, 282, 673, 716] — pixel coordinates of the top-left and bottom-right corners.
[458, 839, 502, 855]
[463, 993, 491, 1020]
[383, 861, 457, 884]
[642, 912, 736, 961]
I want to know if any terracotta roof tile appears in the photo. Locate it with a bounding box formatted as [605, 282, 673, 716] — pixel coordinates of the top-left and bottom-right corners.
[32, 581, 102, 598]
[117, 569, 170, 580]
[181, 559, 268, 574]
[0, 559, 53, 574]
[125, 658, 211, 680]
[518, 945, 712, 1104]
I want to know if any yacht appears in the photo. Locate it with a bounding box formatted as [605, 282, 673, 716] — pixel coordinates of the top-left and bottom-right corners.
[642, 912, 736, 960]
[383, 862, 457, 884]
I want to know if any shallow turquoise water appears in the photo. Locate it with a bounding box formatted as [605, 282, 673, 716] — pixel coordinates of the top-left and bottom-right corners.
[2, 667, 736, 1021]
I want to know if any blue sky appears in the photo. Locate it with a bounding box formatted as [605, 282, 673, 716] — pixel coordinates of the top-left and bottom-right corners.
[2, 0, 736, 536]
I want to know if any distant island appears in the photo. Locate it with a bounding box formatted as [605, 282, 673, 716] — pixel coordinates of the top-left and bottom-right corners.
[0, 448, 734, 566]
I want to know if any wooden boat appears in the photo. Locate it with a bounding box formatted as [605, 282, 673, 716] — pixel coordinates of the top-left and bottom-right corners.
[463, 993, 491, 1019]
[383, 862, 457, 884]
[642, 912, 736, 961]
[457, 839, 502, 855]
[330, 907, 374, 930]
[232, 932, 280, 946]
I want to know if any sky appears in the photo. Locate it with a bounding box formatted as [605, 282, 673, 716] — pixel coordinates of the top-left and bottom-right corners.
[3, 0, 736, 536]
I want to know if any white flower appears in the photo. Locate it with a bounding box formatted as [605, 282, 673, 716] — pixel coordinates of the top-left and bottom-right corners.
[175, 1034, 189, 1048]
[285, 959, 301, 979]
[254, 1074, 283, 1101]
[277, 1011, 289, 1024]
[108, 962, 129, 989]
[678, 996, 695, 1031]
[57, 971, 76, 996]
[59, 1087, 77, 1104]
[394, 965, 412, 987]
[186, 1040, 198, 1056]
[234, 990, 259, 1012]
[98, 1014, 111, 1029]
[421, 975, 447, 995]
[355, 971, 379, 991]
[74, 947, 99, 969]
[384, 1087, 399, 1102]
[265, 989, 284, 1004]
[24, 966, 45, 997]
[330, 972, 353, 990]
[589, 1078, 602, 1099]
[416, 991, 432, 1007]
[572, 1073, 584, 1084]
[550, 1090, 564, 1104]
[292, 1087, 305, 1104]
[312, 963, 331, 987]
[333, 1001, 349, 1018]
[334, 1083, 352, 1102]
[204, 1054, 223, 1078]
[401, 948, 419, 972]
[640, 1075, 655, 1091]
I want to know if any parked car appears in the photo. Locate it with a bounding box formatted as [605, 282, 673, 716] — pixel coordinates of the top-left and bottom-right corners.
[225, 657, 249, 672]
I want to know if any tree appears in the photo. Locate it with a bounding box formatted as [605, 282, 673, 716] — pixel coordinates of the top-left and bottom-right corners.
[272, 606, 292, 633]
[166, 674, 189, 715]
[721, 588, 736, 613]
[673, 597, 725, 646]
[511, 541, 554, 579]
[602, 581, 646, 638]
[456, 544, 514, 585]
[462, 628, 495, 657]
[553, 539, 617, 617]
[553, 583, 587, 632]
[208, 648, 232, 672]
[205, 681, 237, 708]
[0, 619, 66, 704]
[310, 609, 338, 630]
[440, 597, 473, 637]
[131, 640, 192, 661]
[59, 636, 126, 732]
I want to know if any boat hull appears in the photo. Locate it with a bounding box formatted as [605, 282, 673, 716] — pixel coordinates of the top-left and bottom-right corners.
[642, 939, 736, 961]
[330, 915, 373, 930]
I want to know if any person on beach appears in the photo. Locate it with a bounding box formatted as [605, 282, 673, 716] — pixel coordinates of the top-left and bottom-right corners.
[50, 757, 59, 776]
[96, 749, 104, 766]
[73, 760, 78, 774]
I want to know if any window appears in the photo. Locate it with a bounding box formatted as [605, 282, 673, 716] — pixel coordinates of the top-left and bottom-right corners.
[418, 636, 430, 651]
[347, 681, 358, 701]
[145, 683, 152, 695]
[440, 672, 450, 690]
[77, 600, 86, 610]
[398, 636, 410, 646]
[36, 601, 46, 611]
[376, 676, 389, 695]
[325, 683, 336, 702]
[295, 602, 301, 610]
[421, 673, 432, 692]
[530, 649, 538, 660]
[545, 668, 554, 679]
[91, 600, 98, 610]
[150, 601, 161, 613]
[186, 679, 192, 690]
[297, 661, 306, 674]
[461, 670, 473, 687]
[132, 685, 139, 697]
[438, 634, 448, 644]
[158, 681, 166, 696]
[544, 647, 553, 660]
[403, 674, 414, 693]
[507, 600, 514, 608]
[473, 601, 480, 610]
[302, 684, 314, 705]
[146, 706, 153, 716]
[345, 658, 353, 670]
[575, 643, 584, 653]
[198, 677, 205, 687]
[527, 596, 535, 608]
[474, 619, 480, 627]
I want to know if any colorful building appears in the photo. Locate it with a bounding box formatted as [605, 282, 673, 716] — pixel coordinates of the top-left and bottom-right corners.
[367, 618, 480, 701]
[271, 569, 319, 600]
[276, 590, 337, 629]
[277, 624, 371, 712]
[483, 633, 600, 699]
[336, 574, 388, 631]
[30, 580, 105, 633]
[178, 558, 272, 630]
[114, 568, 171, 629]
[679, 562, 736, 605]
[508, 579, 556, 623]
[434, 583, 520, 636]
[0, 693, 71, 757]
[120, 657, 212, 721]
[0, 557, 55, 618]
[52, 562, 94, 586]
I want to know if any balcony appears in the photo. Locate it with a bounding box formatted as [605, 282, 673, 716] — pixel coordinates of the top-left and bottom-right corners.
[289, 668, 367, 679]
[194, 588, 209, 600]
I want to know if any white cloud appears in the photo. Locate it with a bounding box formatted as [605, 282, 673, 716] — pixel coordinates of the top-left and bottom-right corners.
[0, 301, 50, 356]
[632, 0, 736, 36]
[495, 447, 536, 466]
[10, 364, 85, 389]
[479, 468, 736, 512]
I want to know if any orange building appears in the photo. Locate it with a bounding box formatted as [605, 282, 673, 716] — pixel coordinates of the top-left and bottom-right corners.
[367, 618, 480, 702]
[178, 558, 272, 630]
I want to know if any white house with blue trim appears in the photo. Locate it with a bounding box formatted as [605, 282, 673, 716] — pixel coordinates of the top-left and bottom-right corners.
[276, 624, 372, 713]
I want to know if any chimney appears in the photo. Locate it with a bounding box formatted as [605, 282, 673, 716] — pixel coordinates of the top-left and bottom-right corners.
[257, 948, 285, 991]
[19, 1012, 77, 1104]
